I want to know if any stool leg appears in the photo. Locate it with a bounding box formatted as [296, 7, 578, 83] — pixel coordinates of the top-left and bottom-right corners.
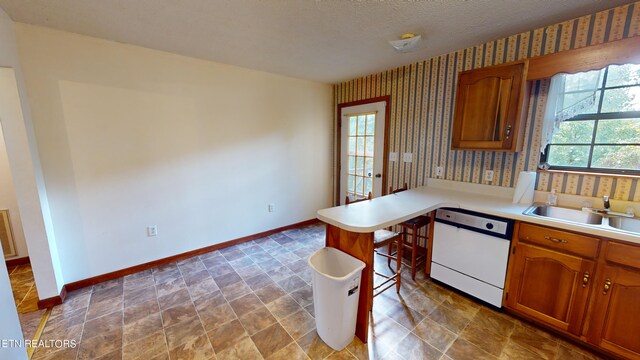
[411, 225, 418, 280]
[387, 234, 393, 268]
[396, 233, 403, 293]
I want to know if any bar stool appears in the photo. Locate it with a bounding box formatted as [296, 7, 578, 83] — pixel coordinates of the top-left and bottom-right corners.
[345, 193, 403, 295]
[388, 183, 430, 280]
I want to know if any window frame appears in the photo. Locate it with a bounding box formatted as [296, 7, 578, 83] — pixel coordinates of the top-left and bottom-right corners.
[540, 64, 640, 175]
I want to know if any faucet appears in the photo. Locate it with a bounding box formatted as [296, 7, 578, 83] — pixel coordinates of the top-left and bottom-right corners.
[582, 195, 634, 218]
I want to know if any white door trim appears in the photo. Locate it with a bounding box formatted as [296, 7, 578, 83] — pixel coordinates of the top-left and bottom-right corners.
[336, 97, 389, 205]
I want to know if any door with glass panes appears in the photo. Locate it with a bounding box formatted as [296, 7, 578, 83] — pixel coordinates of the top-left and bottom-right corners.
[340, 102, 385, 204]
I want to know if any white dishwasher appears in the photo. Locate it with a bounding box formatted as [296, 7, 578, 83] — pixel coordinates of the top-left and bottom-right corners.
[431, 208, 515, 308]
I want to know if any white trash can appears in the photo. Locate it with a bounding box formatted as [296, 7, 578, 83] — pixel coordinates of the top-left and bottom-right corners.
[308, 247, 366, 351]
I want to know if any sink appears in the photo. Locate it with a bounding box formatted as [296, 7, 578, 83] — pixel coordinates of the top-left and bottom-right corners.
[524, 205, 604, 225]
[608, 217, 640, 233]
[523, 205, 640, 234]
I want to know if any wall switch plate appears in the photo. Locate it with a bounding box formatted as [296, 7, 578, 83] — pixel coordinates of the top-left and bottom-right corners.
[147, 225, 158, 237]
[484, 170, 494, 182]
[389, 152, 398, 162]
[436, 166, 443, 177]
[403, 153, 412, 163]
[268, 204, 275, 212]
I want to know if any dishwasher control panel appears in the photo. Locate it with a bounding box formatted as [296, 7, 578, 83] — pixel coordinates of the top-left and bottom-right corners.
[435, 208, 513, 239]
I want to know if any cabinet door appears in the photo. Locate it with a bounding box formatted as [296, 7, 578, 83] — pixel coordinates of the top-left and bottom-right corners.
[451, 61, 526, 151]
[588, 265, 640, 359]
[506, 243, 594, 335]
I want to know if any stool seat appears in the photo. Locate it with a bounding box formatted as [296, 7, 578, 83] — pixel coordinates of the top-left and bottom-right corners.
[374, 229, 399, 245]
[400, 215, 430, 228]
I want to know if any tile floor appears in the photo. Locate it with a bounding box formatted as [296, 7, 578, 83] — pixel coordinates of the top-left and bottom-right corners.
[9, 263, 40, 312]
[8, 263, 47, 343]
[31, 223, 604, 360]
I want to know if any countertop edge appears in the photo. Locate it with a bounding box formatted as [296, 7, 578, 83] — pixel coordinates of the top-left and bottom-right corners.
[317, 196, 640, 245]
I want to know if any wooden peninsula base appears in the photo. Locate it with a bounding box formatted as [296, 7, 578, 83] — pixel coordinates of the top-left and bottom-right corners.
[324, 223, 374, 343]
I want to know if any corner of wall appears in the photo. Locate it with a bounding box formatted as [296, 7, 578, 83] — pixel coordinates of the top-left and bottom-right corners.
[0, 9, 65, 297]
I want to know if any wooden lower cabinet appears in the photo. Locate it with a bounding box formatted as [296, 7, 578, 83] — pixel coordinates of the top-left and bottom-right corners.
[587, 265, 640, 359]
[506, 243, 594, 335]
[506, 222, 640, 359]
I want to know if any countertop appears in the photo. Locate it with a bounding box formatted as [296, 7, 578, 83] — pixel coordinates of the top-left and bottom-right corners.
[317, 183, 640, 245]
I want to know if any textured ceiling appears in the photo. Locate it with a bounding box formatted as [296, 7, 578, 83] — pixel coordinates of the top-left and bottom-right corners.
[0, 0, 634, 84]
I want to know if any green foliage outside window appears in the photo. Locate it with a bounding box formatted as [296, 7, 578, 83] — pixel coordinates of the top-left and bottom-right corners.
[544, 64, 640, 173]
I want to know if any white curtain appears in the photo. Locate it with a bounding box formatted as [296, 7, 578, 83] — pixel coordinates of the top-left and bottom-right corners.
[540, 69, 603, 154]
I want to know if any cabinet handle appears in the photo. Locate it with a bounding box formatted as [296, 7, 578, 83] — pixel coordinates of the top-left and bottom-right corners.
[505, 124, 512, 140]
[544, 235, 568, 244]
[603, 278, 612, 295]
[582, 272, 590, 288]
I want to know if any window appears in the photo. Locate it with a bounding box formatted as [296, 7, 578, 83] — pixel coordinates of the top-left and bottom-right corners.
[542, 64, 640, 174]
[346, 113, 375, 200]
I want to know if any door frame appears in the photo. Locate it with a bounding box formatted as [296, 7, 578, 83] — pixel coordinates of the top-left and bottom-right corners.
[335, 95, 391, 206]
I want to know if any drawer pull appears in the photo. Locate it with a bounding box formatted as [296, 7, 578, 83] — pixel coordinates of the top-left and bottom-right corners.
[582, 272, 590, 288]
[544, 235, 568, 244]
[603, 278, 612, 295]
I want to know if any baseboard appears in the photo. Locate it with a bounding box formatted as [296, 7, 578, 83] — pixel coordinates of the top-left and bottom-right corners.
[6, 256, 30, 268]
[65, 218, 320, 293]
[37, 285, 66, 309]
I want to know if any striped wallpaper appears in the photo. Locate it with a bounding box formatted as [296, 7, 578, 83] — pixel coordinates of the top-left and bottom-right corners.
[334, 1, 640, 202]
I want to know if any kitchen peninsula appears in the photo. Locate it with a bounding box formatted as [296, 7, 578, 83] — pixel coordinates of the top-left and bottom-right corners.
[316, 180, 640, 346]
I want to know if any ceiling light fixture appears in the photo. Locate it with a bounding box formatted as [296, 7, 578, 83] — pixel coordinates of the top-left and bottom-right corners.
[389, 33, 421, 53]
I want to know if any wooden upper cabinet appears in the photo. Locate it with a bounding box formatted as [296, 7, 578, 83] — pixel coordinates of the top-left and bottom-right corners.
[451, 60, 528, 151]
[587, 264, 640, 359]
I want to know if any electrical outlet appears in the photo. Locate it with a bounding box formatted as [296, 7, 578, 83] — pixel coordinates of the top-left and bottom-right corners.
[389, 152, 398, 162]
[268, 203, 275, 212]
[403, 153, 412, 163]
[484, 170, 494, 182]
[436, 166, 443, 177]
[147, 225, 158, 237]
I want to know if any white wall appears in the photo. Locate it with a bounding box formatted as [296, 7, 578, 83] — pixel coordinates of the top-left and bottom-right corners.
[0, 9, 47, 360]
[0, 16, 29, 355]
[0, 249, 26, 359]
[0, 125, 28, 258]
[0, 9, 64, 299]
[15, 24, 333, 283]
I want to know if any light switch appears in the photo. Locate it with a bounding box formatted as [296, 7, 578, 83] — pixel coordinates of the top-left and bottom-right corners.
[389, 152, 398, 162]
[403, 153, 412, 163]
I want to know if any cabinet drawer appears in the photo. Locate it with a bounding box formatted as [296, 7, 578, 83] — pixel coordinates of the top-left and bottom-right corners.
[518, 223, 600, 258]
[605, 241, 640, 269]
